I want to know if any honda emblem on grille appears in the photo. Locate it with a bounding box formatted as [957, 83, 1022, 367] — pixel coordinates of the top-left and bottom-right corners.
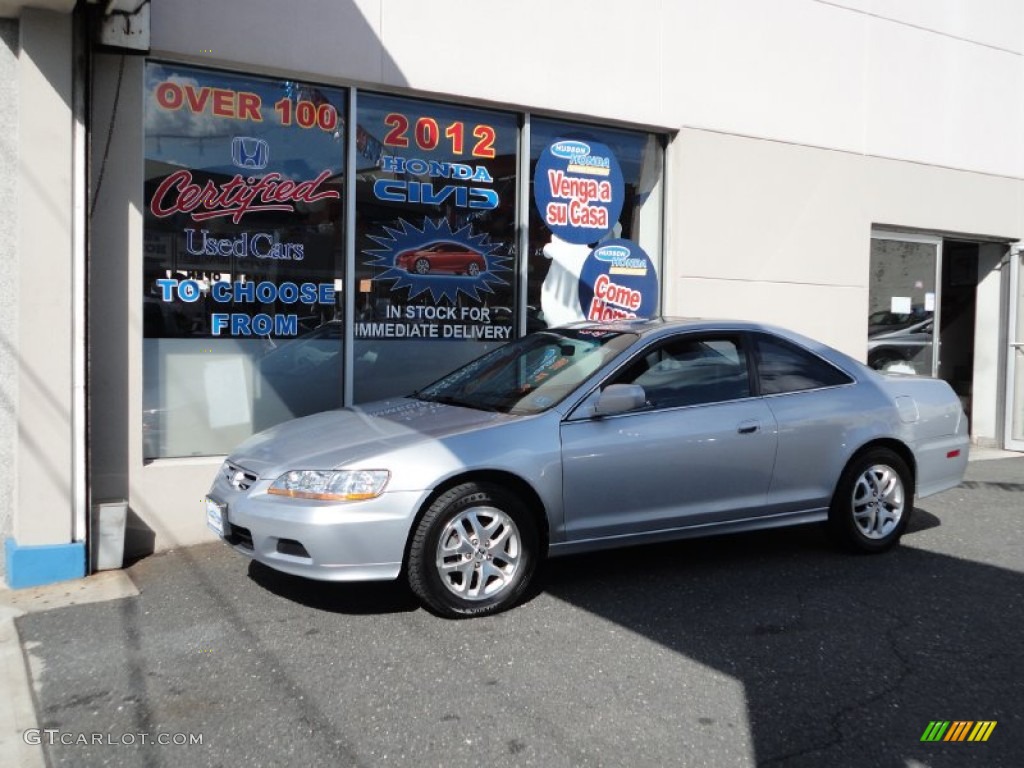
[231, 470, 248, 490]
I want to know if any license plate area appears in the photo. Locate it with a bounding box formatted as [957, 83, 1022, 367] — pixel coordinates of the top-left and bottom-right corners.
[206, 498, 227, 537]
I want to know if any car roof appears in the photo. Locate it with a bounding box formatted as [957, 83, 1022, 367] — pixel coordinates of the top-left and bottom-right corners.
[562, 316, 778, 337]
[559, 316, 868, 375]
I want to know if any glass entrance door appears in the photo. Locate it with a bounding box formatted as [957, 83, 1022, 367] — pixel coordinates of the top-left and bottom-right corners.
[868, 233, 940, 376]
[1006, 246, 1024, 451]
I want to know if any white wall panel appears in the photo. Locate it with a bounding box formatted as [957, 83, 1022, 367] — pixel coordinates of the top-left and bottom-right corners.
[828, 0, 1024, 54]
[863, 154, 1021, 237]
[863, 15, 1023, 177]
[662, 0, 868, 154]
[151, 0, 386, 85]
[672, 277, 868, 358]
[670, 128, 868, 289]
[380, 0, 664, 123]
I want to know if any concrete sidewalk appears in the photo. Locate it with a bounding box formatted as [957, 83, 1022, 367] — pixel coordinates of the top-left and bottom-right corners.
[0, 571, 139, 767]
[2, 452, 1021, 767]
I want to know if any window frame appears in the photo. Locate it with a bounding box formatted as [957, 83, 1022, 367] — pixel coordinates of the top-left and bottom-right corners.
[594, 331, 755, 414]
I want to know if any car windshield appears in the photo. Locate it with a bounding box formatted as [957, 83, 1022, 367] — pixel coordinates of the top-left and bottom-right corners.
[413, 329, 638, 415]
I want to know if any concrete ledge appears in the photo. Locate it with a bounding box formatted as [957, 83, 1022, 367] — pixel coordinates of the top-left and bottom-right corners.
[3, 539, 85, 589]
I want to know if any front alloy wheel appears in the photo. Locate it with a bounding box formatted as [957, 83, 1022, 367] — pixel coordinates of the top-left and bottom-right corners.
[829, 448, 912, 552]
[414, 258, 431, 275]
[408, 482, 538, 618]
[436, 506, 521, 600]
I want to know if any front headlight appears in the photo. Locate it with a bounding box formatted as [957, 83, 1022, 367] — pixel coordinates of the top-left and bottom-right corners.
[267, 469, 390, 501]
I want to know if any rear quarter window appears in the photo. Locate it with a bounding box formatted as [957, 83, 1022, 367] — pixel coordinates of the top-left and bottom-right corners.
[754, 335, 853, 395]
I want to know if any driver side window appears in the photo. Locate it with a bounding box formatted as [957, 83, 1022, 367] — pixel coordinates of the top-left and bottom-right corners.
[612, 335, 751, 409]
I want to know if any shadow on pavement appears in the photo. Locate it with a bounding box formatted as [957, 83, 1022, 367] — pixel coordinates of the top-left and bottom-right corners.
[538, 508, 1022, 767]
[246, 560, 420, 615]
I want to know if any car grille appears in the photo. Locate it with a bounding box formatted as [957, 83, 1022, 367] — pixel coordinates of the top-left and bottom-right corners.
[225, 524, 254, 550]
[223, 462, 259, 492]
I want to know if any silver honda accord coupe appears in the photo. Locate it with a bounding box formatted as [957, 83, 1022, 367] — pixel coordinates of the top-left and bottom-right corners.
[206, 318, 969, 618]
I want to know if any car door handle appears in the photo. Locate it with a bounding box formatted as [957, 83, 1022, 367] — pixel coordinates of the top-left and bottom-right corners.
[737, 421, 760, 435]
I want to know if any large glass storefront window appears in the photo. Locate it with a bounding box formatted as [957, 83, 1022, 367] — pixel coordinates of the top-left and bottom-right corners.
[144, 63, 346, 458]
[528, 120, 663, 330]
[142, 63, 666, 458]
[352, 94, 518, 402]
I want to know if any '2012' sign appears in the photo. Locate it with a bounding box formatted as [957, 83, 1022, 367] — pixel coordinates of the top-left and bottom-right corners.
[382, 113, 496, 158]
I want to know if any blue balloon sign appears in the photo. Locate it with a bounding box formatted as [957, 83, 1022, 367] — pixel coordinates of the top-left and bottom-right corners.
[578, 239, 658, 321]
[534, 138, 624, 245]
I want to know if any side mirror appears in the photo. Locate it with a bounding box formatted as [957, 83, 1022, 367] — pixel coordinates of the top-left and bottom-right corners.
[594, 384, 646, 416]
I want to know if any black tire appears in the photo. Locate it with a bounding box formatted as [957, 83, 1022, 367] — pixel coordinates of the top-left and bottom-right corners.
[408, 482, 538, 618]
[467, 262, 481, 277]
[414, 258, 431, 275]
[828, 448, 913, 553]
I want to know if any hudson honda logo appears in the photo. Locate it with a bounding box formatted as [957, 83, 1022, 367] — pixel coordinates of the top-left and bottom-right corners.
[593, 244, 649, 275]
[231, 137, 270, 170]
[578, 239, 658, 320]
[534, 137, 624, 244]
[549, 140, 611, 176]
[149, 170, 339, 224]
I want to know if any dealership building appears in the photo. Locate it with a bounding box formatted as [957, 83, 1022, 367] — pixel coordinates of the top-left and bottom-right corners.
[2, 0, 1023, 587]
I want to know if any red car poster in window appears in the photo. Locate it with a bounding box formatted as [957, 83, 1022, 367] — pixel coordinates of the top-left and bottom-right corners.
[355, 94, 518, 345]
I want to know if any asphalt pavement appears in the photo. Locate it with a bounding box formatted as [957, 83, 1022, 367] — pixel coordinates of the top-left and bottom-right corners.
[3, 452, 1022, 768]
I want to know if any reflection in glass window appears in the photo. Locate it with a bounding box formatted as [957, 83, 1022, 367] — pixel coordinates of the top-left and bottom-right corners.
[415, 329, 638, 415]
[529, 120, 663, 330]
[614, 336, 750, 408]
[353, 94, 518, 403]
[867, 237, 937, 376]
[754, 335, 853, 395]
[143, 62, 346, 458]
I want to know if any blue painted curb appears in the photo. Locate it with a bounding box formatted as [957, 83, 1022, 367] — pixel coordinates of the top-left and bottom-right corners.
[3, 537, 86, 589]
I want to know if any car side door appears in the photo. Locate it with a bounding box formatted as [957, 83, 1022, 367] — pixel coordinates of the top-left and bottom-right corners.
[750, 332, 860, 514]
[560, 332, 779, 542]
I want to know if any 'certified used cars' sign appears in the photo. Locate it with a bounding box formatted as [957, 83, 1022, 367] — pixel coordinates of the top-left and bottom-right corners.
[579, 239, 658, 320]
[534, 138, 624, 245]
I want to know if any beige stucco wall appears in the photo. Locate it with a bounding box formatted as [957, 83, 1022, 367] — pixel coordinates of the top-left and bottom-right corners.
[0, 17, 18, 577]
[666, 129, 1022, 358]
[14, 9, 73, 546]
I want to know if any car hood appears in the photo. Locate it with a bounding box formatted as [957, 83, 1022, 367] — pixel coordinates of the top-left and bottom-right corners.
[227, 398, 512, 478]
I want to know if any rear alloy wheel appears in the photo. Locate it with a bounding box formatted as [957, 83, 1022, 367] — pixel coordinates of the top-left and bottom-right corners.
[467, 262, 481, 277]
[414, 258, 431, 275]
[829, 448, 912, 552]
[408, 482, 538, 618]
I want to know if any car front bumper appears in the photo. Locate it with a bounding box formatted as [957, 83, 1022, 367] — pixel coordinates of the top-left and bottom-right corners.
[207, 470, 430, 582]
